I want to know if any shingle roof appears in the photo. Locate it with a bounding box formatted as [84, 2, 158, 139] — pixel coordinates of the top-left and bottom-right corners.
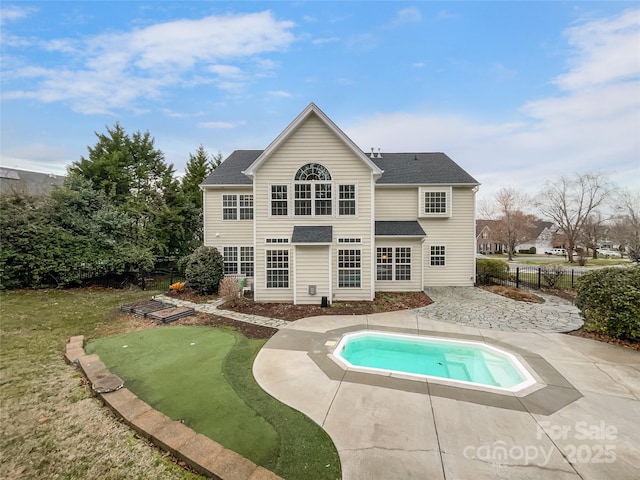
[372, 153, 479, 185]
[201, 150, 259, 185]
[375, 221, 426, 237]
[0, 168, 65, 196]
[291, 226, 333, 243]
[202, 151, 479, 186]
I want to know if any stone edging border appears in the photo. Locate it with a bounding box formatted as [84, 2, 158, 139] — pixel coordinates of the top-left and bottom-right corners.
[64, 335, 282, 480]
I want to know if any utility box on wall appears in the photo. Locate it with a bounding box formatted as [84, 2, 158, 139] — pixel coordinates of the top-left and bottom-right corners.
[308, 285, 317, 295]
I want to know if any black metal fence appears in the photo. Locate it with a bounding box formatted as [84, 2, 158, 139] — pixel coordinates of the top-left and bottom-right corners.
[476, 264, 586, 290]
[73, 260, 184, 291]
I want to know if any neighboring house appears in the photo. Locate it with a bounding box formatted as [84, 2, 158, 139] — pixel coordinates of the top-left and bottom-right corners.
[0, 167, 65, 196]
[201, 103, 479, 304]
[475, 219, 555, 254]
[476, 219, 503, 254]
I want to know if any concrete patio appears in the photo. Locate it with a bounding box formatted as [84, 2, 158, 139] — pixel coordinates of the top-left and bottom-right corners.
[253, 307, 640, 479]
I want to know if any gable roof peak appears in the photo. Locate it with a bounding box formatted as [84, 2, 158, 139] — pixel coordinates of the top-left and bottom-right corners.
[242, 103, 383, 178]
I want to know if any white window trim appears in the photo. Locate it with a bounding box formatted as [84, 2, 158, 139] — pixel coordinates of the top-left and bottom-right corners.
[265, 248, 291, 289]
[337, 248, 362, 289]
[337, 238, 362, 244]
[265, 238, 290, 244]
[419, 186, 452, 218]
[221, 193, 254, 221]
[293, 181, 334, 217]
[337, 182, 358, 217]
[222, 246, 254, 277]
[429, 244, 447, 267]
[376, 246, 412, 281]
[268, 183, 290, 218]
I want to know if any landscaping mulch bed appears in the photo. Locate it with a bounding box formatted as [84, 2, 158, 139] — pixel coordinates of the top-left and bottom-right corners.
[220, 291, 433, 321]
[479, 285, 544, 303]
[565, 327, 640, 351]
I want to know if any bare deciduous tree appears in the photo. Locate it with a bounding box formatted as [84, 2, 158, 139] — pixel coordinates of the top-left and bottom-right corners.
[579, 212, 607, 259]
[484, 187, 535, 260]
[534, 172, 614, 263]
[609, 188, 640, 262]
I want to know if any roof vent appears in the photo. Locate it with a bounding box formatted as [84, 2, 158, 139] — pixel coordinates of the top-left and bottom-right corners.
[370, 148, 375, 158]
[376, 148, 382, 159]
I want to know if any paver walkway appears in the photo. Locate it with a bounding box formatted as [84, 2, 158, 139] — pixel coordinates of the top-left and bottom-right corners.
[156, 286, 583, 333]
[153, 294, 289, 329]
[416, 287, 583, 332]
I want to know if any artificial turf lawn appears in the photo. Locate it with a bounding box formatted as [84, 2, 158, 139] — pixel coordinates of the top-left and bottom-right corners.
[85, 327, 278, 467]
[86, 326, 342, 480]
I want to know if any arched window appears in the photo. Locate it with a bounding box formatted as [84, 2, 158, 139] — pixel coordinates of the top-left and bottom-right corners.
[294, 163, 332, 216]
[294, 163, 332, 181]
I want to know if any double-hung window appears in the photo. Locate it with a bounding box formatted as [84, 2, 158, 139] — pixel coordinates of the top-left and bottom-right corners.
[338, 249, 361, 288]
[222, 194, 253, 220]
[430, 245, 446, 266]
[338, 184, 356, 216]
[376, 247, 411, 281]
[223, 246, 254, 276]
[266, 250, 289, 288]
[270, 185, 288, 216]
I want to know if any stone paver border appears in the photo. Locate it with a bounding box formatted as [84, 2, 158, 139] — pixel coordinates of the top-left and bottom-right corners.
[64, 335, 282, 480]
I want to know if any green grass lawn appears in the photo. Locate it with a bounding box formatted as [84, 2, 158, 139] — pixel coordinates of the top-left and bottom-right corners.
[0, 288, 203, 479]
[1, 288, 341, 480]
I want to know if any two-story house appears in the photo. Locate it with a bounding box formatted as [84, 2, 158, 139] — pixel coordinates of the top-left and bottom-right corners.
[201, 103, 479, 304]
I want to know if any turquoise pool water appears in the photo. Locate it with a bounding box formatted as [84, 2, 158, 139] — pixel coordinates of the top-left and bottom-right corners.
[336, 332, 534, 390]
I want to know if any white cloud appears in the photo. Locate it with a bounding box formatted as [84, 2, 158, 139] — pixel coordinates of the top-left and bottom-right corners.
[346, 9, 640, 204]
[267, 90, 292, 98]
[197, 120, 246, 129]
[388, 7, 422, 27]
[555, 9, 640, 90]
[1, 11, 296, 114]
[0, 5, 37, 25]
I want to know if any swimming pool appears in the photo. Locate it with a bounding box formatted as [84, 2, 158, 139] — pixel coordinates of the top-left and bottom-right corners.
[334, 331, 536, 392]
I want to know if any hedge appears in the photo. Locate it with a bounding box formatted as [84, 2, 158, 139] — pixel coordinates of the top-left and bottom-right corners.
[575, 267, 640, 341]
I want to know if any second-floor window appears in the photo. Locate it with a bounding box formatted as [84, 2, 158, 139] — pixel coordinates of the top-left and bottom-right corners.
[420, 186, 452, 218]
[222, 194, 253, 220]
[294, 163, 332, 216]
[339, 184, 356, 216]
[270, 185, 288, 216]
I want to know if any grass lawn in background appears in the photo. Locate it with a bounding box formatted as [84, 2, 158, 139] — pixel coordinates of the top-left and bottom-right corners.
[0, 288, 204, 479]
[85, 327, 278, 467]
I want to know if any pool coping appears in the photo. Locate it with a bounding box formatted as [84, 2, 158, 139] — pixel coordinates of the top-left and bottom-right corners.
[64, 335, 282, 480]
[265, 324, 583, 415]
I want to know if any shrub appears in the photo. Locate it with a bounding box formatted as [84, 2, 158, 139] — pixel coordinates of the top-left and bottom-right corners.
[541, 265, 563, 287]
[219, 276, 242, 307]
[575, 267, 640, 341]
[184, 246, 224, 295]
[476, 258, 509, 285]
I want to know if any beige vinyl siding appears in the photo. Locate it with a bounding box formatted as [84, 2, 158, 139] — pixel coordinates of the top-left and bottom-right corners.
[422, 187, 476, 286]
[295, 246, 330, 304]
[203, 187, 254, 247]
[253, 113, 374, 302]
[374, 238, 423, 292]
[375, 186, 418, 220]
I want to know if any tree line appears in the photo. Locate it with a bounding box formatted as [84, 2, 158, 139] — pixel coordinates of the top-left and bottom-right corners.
[480, 172, 640, 263]
[0, 123, 221, 288]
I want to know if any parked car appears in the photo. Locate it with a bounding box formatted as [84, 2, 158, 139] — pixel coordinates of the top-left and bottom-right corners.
[596, 248, 622, 258]
[545, 248, 567, 256]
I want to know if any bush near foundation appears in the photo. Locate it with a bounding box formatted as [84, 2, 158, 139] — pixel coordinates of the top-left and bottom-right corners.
[184, 246, 224, 295]
[476, 258, 509, 285]
[575, 267, 640, 341]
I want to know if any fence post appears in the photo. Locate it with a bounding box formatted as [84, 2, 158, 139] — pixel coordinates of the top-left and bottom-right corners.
[571, 269, 574, 289]
[140, 268, 146, 291]
[538, 267, 541, 289]
[516, 267, 520, 289]
[170, 265, 174, 285]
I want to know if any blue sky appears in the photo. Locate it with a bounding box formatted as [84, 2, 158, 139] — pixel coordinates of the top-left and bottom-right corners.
[1, 1, 639, 205]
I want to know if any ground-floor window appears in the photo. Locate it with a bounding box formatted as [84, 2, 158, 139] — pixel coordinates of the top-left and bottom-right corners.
[338, 249, 361, 288]
[430, 245, 446, 266]
[223, 246, 254, 276]
[377, 247, 411, 281]
[266, 249, 289, 288]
